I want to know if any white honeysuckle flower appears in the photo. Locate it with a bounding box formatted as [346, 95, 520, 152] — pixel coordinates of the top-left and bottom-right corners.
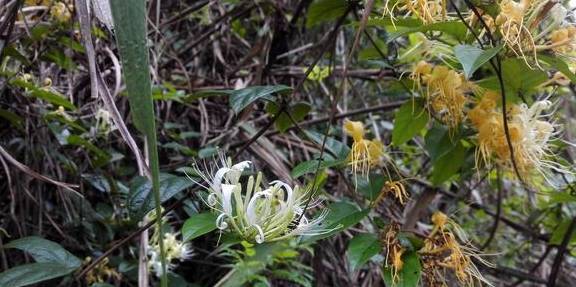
[147, 231, 192, 278]
[192, 155, 335, 244]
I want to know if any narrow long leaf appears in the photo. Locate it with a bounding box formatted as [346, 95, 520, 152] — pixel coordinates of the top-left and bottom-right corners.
[109, 0, 167, 285]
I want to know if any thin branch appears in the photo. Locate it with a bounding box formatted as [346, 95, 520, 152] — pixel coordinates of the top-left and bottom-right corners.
[481, 169, 502, 250]
[509, 245, 552, 287]
[547, 215, 576, 286]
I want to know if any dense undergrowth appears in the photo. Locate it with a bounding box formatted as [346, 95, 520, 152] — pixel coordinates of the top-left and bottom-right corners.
[1, 0, 576, 286]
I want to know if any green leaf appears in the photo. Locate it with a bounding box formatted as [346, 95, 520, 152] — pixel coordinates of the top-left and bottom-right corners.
[128, 174, 195, 220]
[306, 0, 348, 28]
[424, 126, 468, 185]
[6, 236, 81, 268]
[479, 58, 548, 100]
[392, 99, 428, 145]
[182, 212, 218, 241]
[550, 219, 576, 245]
[42, 49, 76, 70]
[359, 38, 388, 60]
[228, 85, 292, 113]
[374, 20, 467, 43]
[221, 242, 289, 287]
[267, 102, 311, 133]
[430, 141, 467, 185]
[198, 146, 218, 158]
[356, 175, 386, 201]
[503, 58, 548, 96]
[538, 54, 576, 83]
[454, 44, 502, 79]
[547, 192, 576, 205]
[0, 263, 77, 287]
[110, 0, 154, 135]
[10, 79, 76, 110]
[0, 108, 24, 129]
[291, 158, 346, 178]
[424, 126, 456, 162]
[110, 0, 166, 283]
[305, 131, 350, 160]
[2, 45, 31, 66]
[382, 251, 422, 287]
[347, 233, 382, 270]
[66, 135, 111, 167]
[306, 200, 369, 242]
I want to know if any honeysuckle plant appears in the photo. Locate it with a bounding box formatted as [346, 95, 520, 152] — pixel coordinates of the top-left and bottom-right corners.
[5, 0, 576, 286]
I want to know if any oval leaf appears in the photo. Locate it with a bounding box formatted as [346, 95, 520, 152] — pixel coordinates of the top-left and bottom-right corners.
[382, 251, 422, 287]
[306, 200, 369, 242]
[347, 233, 382, 270]
[182, 212, 218, 241]
[6, 236, 81, 268]
[454, 44, 502, 79]
[229, 85, 292, 113]
[392, 99, 428, 146]
[0, 263, 77, 287]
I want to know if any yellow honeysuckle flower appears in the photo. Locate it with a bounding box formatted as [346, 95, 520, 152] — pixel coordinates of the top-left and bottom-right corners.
[469, 92, 569, 184]
[343, 119, 365, 142]
[412, 63, 469, 128]
[343, 120, 385, 177]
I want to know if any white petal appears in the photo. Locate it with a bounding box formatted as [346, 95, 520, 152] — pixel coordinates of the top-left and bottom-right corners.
[246, 190, 272, 225]
[231, 160, 251, 171]
[221, 184, 236, 215]
[270, 180, 294, 204]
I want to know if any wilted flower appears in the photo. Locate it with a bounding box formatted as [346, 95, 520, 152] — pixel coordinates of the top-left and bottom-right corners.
[382, 223, 405, 284]
[401, 0, 446, 24]
[469, 92, 568, 183]
[468, 11, 496, 39]
[420, 211, 492, 286]
[374, 180, 410, 206]
[192, 156, 332, 244]
[343, 119, 385, 178]
[84, 257, 121, 285]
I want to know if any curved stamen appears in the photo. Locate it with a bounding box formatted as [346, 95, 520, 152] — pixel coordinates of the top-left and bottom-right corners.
[216, 213, 229, 230]
[253, 224, 265, 244]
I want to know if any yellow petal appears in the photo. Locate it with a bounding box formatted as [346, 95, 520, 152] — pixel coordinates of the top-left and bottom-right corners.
[343, 119, 365, 142]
